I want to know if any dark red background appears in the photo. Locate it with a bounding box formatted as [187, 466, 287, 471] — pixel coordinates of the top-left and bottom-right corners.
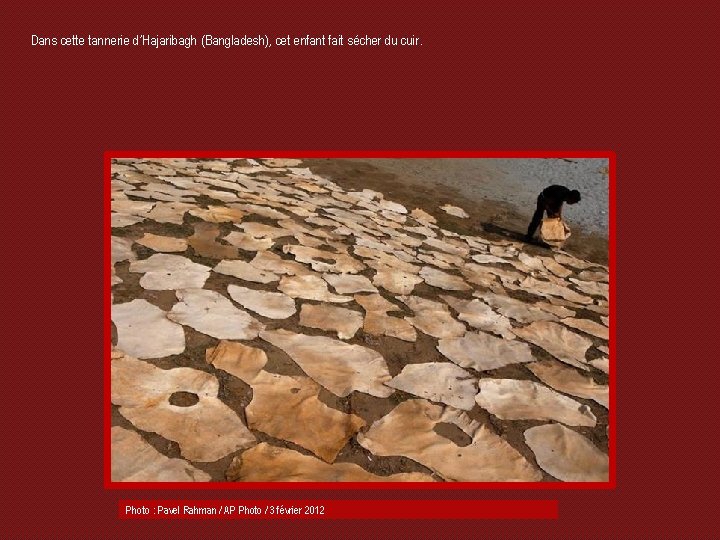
[2, 1, 718, 538]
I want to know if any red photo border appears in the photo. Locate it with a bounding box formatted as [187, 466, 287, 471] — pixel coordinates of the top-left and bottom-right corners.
[105, 150, 616, 491]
